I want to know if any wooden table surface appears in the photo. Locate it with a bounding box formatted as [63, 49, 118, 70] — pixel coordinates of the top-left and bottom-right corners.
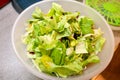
[113, 31, 120, 47]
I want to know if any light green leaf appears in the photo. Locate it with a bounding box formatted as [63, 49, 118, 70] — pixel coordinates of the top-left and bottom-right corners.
[51, 41, 66, 65]
[78, 16, 94, 34]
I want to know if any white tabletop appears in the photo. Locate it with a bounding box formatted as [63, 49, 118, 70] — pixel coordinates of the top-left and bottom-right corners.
[0, 3, 41, 80]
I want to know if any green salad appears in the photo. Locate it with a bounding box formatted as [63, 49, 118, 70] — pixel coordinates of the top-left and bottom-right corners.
[22, 3, 105, 78]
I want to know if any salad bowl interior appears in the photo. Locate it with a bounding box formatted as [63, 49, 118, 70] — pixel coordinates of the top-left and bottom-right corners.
[12, 0, 114, 80]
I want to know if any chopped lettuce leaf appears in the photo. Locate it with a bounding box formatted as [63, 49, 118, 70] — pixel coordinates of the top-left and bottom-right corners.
[38, 35, 57, 50]
[26, 38, 39, 52]
[75, 41, 88, 54]
[55, 19, 66, 32]
[78, 16, 94, 35]
[53, 59, 83, 77]
[50, 41, 66, 65]
[65, 12, 80, 21]
[52, 2, 64, 15]
[94, 28, 103, 38]
[82, 54, 100, 66]
[56, 28, 72, 39]
[34, 55, 55, 73]
[32, 7, 44, 19]
[95, 37, 106, 53]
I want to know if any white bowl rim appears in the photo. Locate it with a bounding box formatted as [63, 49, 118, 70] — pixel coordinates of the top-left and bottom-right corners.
[12, 0, 115, 80]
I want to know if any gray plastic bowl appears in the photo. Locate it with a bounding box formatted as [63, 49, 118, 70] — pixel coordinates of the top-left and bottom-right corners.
[12, 0, 114, 80]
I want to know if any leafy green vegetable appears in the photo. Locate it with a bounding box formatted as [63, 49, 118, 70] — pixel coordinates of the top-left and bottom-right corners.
[53, 59, 83, 77]
[95, 37, 106, 53]
[75, 41, 88, 54]
[22, 3, 105, 78]
[48, 2, 63, 16]
[34, 55, 55, 73]
[78, 16, 94, 35]
[82, 54, 100, 67]
[32, 7, 44, 19]
[51, 41, 66, 65]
